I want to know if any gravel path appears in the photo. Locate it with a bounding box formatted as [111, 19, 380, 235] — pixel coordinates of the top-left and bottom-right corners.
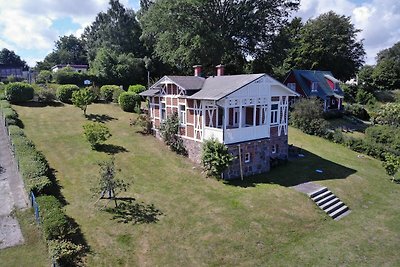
[0, 117, 28, 249]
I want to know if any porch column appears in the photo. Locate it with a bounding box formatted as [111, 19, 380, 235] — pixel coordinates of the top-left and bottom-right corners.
[253, 102, 257, 126]
[224, 106, 228, 131]
[239, 103, 242, 128]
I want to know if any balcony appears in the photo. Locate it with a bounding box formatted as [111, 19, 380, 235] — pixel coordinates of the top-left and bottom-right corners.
[204, 125, 270, 144]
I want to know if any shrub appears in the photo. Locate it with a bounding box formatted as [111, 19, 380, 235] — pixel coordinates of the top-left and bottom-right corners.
[8, 125, 24, 136]
[48, 239, 83, 265]
[5, 82, 34, 103]
[112, 87, 125, 103]
[18, 150, 49, 180]
[36, 70, 52, 84]
[0, 99, 10, 108]
[371, 103, 400, 127]
[36, 195, 76, 240]
[2, 107, 18, 121]
[118, 92, 140, 112]
[83, 122, 111, 149]
[130, 114, 152, 134]
[100, 85, 120, 102]
[56, 84, 79, 103]
[355, 89, 375, 105]
[290, 97, 329, 136]
[160, 112, 187, 155]
[36, 86, 57, 103]
[202, 138, 234, 178]
[128, 84, 146, 94]
[344, 103, 370, 120]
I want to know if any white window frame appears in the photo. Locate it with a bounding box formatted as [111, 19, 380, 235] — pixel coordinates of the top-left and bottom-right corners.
[244, 152, 251, 163]
[271, 104, 279, 125]
[179, 104, 186, 126]
[311, 82, 318, 92]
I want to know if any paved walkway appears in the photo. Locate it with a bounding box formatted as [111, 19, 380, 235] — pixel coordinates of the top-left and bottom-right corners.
[292, 181, 325, 196]
[0, 117, 28, 249]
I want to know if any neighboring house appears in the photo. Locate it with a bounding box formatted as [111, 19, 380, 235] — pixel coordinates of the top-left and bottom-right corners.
[51, 64, 88, 73]
[0, 65, 23, 81]
[140, 65, 298, 179]
[284, 70, 344, 111]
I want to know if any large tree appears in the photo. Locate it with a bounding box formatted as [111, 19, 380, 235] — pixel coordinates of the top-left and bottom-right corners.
[36, 35, 87, 71]
[82, 0, 144, 62]
[140, 0, 299, 74]
[0, 48, 28, 69]
[284, 11, 365, 81]
[372, 42, 400, 90]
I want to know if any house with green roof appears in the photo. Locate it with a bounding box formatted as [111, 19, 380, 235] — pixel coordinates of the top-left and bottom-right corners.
[283, 70, 344, 111]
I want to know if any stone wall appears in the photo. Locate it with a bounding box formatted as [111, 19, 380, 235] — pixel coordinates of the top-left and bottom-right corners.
[182, 138, 202, 163]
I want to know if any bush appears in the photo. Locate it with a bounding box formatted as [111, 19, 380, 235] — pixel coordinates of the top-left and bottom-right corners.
[26, 176, 52, 195]
[5, 82, 34, 103]
[100, 85, 120, 102]
[118, 92, 140, 112]
[371, 103, 400, 127]
[130, 114, 152, 134]
[36, 70, 52, 84]
[202, 138, 234, 177]
[344, 103, 370, 120]
[83, 122, 111, 149]
[290, 97, 329, 136]
[8, 125, 24, 136]
[56, 84, 79, 103]
[159, 112, 187, 155]
[128, 84, 146, 94]
[48, 239, 83, 265]
[36, 195, 76, 240]
[355, 89, 375, 105]
[112, 87, 125, 103]
[36, 86, 57, 103]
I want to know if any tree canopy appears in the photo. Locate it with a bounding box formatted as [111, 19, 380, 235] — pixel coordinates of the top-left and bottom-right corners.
[0, 48, 28, 69]
[36, 35, 87, 71]
[284, 11, 365, 81]
[372, 42, 400, 90]
[140, 0, 300, 74]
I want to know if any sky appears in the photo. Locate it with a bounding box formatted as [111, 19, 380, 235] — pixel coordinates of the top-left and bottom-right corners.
[0, 0, 398, 67]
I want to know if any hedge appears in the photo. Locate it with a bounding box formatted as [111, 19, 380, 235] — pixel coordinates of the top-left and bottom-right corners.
[118, 92, 140, 112]
[100, 85, 120, 102]
[5, 82, 34, 103]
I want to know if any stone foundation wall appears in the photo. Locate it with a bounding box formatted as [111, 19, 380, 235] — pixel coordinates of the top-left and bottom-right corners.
[182, 138, 203, 163]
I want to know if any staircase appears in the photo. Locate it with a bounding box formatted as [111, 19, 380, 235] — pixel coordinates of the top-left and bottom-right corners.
[309, 187, 350, 220]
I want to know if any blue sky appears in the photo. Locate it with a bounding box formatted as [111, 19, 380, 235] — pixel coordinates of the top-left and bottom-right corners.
[0, 0, 398, 68]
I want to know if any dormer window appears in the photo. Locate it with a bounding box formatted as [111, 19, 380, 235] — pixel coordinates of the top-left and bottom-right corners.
[311, 82, 318, 92]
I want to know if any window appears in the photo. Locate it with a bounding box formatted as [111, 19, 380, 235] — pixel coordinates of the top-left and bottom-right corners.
[179, 104, 186, 125]
[161, 102, 166, 121]
[287, 83, 296, 91]
[244, 153, 251, 163]
[271, 104, 278, 125]
[311, 82, 318, 92]
[233, 107, 240, 127]
[271, 144, 279, 154]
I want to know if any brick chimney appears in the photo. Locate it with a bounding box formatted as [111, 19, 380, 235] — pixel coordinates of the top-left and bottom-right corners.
[193, 65, 202, 76]
[216, 64, 225, 76]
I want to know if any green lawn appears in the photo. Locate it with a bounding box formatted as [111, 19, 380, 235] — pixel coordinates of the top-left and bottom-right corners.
[0, 210, 49, 267]
[12, 102, 400, 266]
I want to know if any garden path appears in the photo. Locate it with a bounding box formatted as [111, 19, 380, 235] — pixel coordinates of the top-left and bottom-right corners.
[0, 118, 28, 249]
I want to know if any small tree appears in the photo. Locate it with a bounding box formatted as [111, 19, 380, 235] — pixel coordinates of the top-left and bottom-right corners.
[159, 112, 186, 154]
[201, 138, 234, 178]
[83, 122, 111, 149]
[72, 88, 95, 116]
[382, 153, 400, 182]
[91, 157, 130, 207]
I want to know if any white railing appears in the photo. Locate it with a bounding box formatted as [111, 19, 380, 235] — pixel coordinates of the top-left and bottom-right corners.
[203, 127, 223, 143]
[224, 125, 270, 144]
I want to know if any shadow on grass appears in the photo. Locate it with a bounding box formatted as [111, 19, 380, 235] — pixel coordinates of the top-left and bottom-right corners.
[86, 113, 117, 123]
[96, 144, 128, 155]
[105, 198, 163, 224]
[43, 168, 68, 205]
[64, 216, 91, 267]
[15, 101, 64, 108]
[224, 148, 356, 188]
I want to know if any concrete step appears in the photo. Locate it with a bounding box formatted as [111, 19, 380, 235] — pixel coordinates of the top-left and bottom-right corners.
[309, 187, 328, 198]
[325, 201, 344, 214]
[331, 205, 349, 219]
[316, 194, 336, 206]
[319, 197, 340, 210]
[312, 190, 332, 202]
[333, 209, 351, 221]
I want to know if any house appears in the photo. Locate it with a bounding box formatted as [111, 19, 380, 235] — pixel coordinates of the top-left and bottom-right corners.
[51, 64, 88, 73]
[284, 70, 344, 111]
[0, 65, 23, 81]
[140, 65, 298, 179]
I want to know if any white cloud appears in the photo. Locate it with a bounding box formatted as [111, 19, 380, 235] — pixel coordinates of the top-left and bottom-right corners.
[296, 0, 400, 65]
